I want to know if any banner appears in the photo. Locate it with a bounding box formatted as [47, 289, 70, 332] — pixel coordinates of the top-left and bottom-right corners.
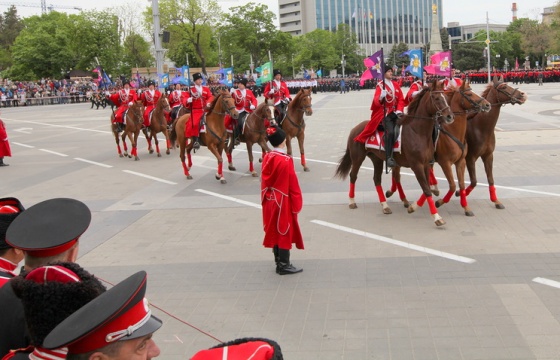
[260, 61, 273, 83]
[403, 49, 423, 78]
[424, 51, 452, 77]
[159, 73, 169, 88]
[360, 48, 384, 86]
[317, 69, 322, 77]
[220, 67, 234, 87]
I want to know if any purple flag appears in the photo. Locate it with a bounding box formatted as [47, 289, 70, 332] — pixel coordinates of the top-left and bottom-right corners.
[424, 51, 452, 77]
[360, 49, 384, 86]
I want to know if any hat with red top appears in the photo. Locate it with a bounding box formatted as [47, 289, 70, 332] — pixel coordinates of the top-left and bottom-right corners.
[0, 197, 25, 250]
[6, 198, 90, 257]
[266, 125, 286, 147]
[43, 271, 162, 355]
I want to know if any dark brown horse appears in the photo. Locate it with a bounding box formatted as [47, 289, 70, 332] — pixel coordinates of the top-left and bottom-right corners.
[281, 87, 313, 171]
[335, 81, 454, 226]
[386, 81, 491, 216]
[463, 76, 527, 209]
[110, 101, 144, 160]
[142, 96, 172, 157]
[225, 102, 273, 177]
[170, 87, 238, 183]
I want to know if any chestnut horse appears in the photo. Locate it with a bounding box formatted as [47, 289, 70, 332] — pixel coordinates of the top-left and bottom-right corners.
[110, 101, 144, 160]
[225, 102, 273, 177]
[463, 76, 527, 209]
[335, 81, 455, 226]
[170, 87, 239, 183]
[386, 81, 491, 216]
[281, 87, 313, 171]
[142, 96, 172, 157]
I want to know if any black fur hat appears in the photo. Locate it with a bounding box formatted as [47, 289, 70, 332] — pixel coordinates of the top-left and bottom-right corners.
[273, 69, 282, 77]
[266, 125, 286, 147]
[192, 72, 203, 82]
[0, 197, 25, 250]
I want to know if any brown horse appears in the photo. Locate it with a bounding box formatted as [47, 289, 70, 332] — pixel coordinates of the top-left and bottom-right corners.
[225, 102, 274, 177]
[110, 101, 144, 160]
[281, 87, 313, 171]
[386, 81, 491, 216]
[335, 81, 454, 226]
[463, 76, 527, 209]
[142, 96, 172, 157]
[170, 87, 239, 183]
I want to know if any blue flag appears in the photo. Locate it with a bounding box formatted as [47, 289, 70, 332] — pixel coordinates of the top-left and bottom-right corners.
[317, 69, 322, 77]
[404, 49, 423, 78]
[220, 67, 234, 87]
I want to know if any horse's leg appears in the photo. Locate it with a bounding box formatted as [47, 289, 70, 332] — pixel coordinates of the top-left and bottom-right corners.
[297, 133, 309, 172]
[247, 141, 258, 177]
[226, 133, 236, 171]
[163, 128, 171, 155]
[186, 138, 193, 169]
[258, 138, 270, 163]
[407, 164, 445, 226]
[285, 135, 293, 157]
[132, 130, 140, 161]
[464, 152, 478, 197]
[143, 128, 153, 154]
[429, 166, 440, 196]
[153, 130, 161, 157]
[208, 141, 226, 184]
[179, 141, 192, 180]
[113, 127, 123, 158]
[481, 152, 504, 209]
[385, 166, 409, 208]
[371, 155, 392, 214]
[434, 162, 457, 210]
[347, 148, 366, 210]
[122, 132, 129, 158]
[455, 159, 474, 216]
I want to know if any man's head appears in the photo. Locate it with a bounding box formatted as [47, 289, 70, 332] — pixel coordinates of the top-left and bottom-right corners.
[238, 78, 248, 89]
[11, 262, 106, 347]
[6, 198, 91, 269]
[123, 81, 131, 90]
[174, 83, 182, 90]
[192, 73, 203, 86]
[273, 69, 282, 81]
[383, 65, 393, 80]
[0, 197, 25, 263]
[44, 271, 162, 360]
[147, 81, 155, 90]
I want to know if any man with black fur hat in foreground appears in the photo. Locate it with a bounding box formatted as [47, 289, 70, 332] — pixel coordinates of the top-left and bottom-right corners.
[354, 65, 405, 167]
[0, 198, 25, 288]
[0, 198, 92, 357]
[261, 125, 304, 275]
[263, 69, 291, 125]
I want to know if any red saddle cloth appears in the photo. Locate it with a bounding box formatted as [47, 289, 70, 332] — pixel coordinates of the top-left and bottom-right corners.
[364, 129, 402, 152]
[190, 338, 282, 360]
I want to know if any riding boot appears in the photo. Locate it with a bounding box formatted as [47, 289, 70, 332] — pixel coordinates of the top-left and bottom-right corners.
[117, 122, 124, 133]
[0, 158, 8, 167]
[193, 137, 200, 150]
[272, 245, 279, 266]
[276, 248, 303, 275]
[384, 123, 397, 168]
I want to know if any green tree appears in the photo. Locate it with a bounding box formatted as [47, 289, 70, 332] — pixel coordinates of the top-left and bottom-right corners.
[452, 42, 486, 71]
[294, 29, 338, 75]
[388, 42, 409, 70]
[334, 23, 362, 74]
[0, 6, 24, 71]
[122, 33, 153, 74]
[440, 27, 450, 51]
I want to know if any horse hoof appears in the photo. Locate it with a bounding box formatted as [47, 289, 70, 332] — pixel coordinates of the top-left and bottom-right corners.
[495, 203, 505, 209]
[187, 175, 193, 180]
[403, 201, 410, 208]
[435, 219, 446, 226]
[383, 208, 392, 215]
[119, 154, 124, 158]
[228, 165, 236, 171]
[303, 166, 310, 172]
[259, 158, 263, 163]
[385, 191, 394, 198]
[349, 203, 357, 209]
[215, 174, 221, 180]
[157, 153, 161, 158]
[149, 149, 154, 154]
[465, 210, 475, 217]
[407, 207, 416, 214]
[435, 200, 443, 208]
[166, 150, 170, 155]
[134, 157, 139, 161]
[251, 172, 258, 177]
[431, 190, 440, 197]
[220, 178, 227, 184]
[455, 190, 460, 197]
[127, 155, 132, 158]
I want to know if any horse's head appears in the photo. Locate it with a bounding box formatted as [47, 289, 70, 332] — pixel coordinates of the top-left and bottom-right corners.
[159, 96, 171, 112]
[130, 100, 144, 120]
[449, 81, 491, 114]
[427, 81, 454, 124]
[214, 87, 239, 119]
[255, 102, 273, 122]
[492, 76, 527, 105]
[290, 87, 313, 116]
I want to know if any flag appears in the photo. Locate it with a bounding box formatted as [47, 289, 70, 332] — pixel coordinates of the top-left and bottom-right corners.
[317, 69, 322, 77]
[260, 61, 273, 82]
[424, 51, 452, 77]
[403, 49, 423, 78]
[219, 67, 234, 87]
[401, 63, 405, 75]
[136, 68, 141, 88]
[352, 9, 356, 18]
[159, 73, 169, 88]
[97, 67, 112, 89]
[515, 57, 519, 70]
[369, 11, 373, 19]
[303, 69, 310, 80]
[360, 49, 384, 86]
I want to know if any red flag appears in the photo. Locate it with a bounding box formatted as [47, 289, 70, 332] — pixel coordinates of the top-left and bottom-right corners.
[424, 51, 452, 77]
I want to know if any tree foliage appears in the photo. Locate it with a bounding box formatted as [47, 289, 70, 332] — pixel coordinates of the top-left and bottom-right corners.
[388, 43, 409, 69]
[0, 6, 24, 71]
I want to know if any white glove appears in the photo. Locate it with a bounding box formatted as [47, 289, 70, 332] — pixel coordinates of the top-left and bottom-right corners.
[250, 104, 256, 110]
[269, 89, 275, 94]
[395, 110, 403, 116]
[379, 89, 387, 100]
[412, 90, 421, 97]
[128, 101, 133, 106]
[187, 97, 193, 103]
[206, 103, 211, 108]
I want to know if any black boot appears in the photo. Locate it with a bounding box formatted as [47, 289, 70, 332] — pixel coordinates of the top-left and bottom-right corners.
[116, 122, 124, 133]
[0, 158, 7, 167]
[193, 137, 200, 150]
[276, 248, 303, 275]
[384, 115, 397, 168]
[272, 245, 279, 266]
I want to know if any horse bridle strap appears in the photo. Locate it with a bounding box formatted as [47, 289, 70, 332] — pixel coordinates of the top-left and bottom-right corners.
[457, 88, 486, 114]
[211, 94, 237, 116]
[494, 84, 522, 105]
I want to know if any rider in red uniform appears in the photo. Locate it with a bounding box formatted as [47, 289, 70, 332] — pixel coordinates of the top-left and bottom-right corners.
[263, 69, 291, 124]
[140, 80, 162, 128]
[108, 80, 138, 132]
[167, 83, 187, 124]
[183, 73, 214, 150]
[226, 78, 258, 140]
[405, 75, 424, 107]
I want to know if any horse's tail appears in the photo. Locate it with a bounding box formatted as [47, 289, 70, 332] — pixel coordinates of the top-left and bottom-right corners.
[169, 118, 178, 148]
[335, 146, 352, 180]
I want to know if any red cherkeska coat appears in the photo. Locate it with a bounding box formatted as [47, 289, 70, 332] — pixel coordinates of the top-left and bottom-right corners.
[109, 89, 138, 123]
[354, 79, 405, 143]
[261, 151, 304, 250]
[225, 88, 258, 131]
[0, 120, 11, 158]
[263, 80, 291, 106]
[405, 80, 424, 107]
[168, 89, 187, 109]
[183, 85, 214, 138]
[140, 89, 162, 127]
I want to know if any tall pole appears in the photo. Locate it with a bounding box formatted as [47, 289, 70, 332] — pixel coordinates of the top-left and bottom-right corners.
[292, 54, 295, 78]
[486, 11, 491, 83]
[152, 0, 165, 92]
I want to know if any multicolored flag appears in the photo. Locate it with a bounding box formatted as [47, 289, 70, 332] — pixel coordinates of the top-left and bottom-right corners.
[260, 61, 273, 82]
[219, 67, 234, 87]
[404, 49, 423, 78]
[424, 51, 452, 77]
[360, 49, 384, 86]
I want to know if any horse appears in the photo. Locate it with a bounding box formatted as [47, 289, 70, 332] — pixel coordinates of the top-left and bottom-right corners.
[335, 80, 455, 226]
[280, 87, 313, 171]
[225, 102, 274, 177]
[170, 87, 239, 183]
[463, 76, 527, 209]
[110, 100, 144, 160]
[385, 81, 492, 216]
[142, 96, 172, 157]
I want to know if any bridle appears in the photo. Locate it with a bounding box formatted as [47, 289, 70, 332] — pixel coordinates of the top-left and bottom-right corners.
[211, 93, 237, 116]
[457, 88, 487, 113]
[494, 83, 523, 105]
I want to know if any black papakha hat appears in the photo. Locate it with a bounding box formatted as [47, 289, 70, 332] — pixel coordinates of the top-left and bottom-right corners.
[266, 125, 286, 147]
[192, 72, 203, 82]
[239, 78, 248, 86]
[43, 271, 162, 355]
[6, 198, 91, 257]
[0, 197, 25, 250]
[273, 69, 282, 77]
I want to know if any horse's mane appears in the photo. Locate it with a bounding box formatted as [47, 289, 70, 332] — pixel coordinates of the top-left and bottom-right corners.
[406, 87, 429, 115]
[207, 90, 226, 112]
[291, 87, 310, 108]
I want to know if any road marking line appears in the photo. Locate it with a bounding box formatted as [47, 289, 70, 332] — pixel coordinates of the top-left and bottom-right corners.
[39, 149, 68, 157]
[533, 277, 560, 289]
[12, 142, 35, 148]
[195, 189, 261, 209]
[75, 158, 112, 168]
[311, 219, 477, 264]
[122, 170, 177, 185]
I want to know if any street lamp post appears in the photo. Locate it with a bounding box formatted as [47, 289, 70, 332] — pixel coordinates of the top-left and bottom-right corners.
[292, 54, 295, 79]
[341, 54, 345, 78]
